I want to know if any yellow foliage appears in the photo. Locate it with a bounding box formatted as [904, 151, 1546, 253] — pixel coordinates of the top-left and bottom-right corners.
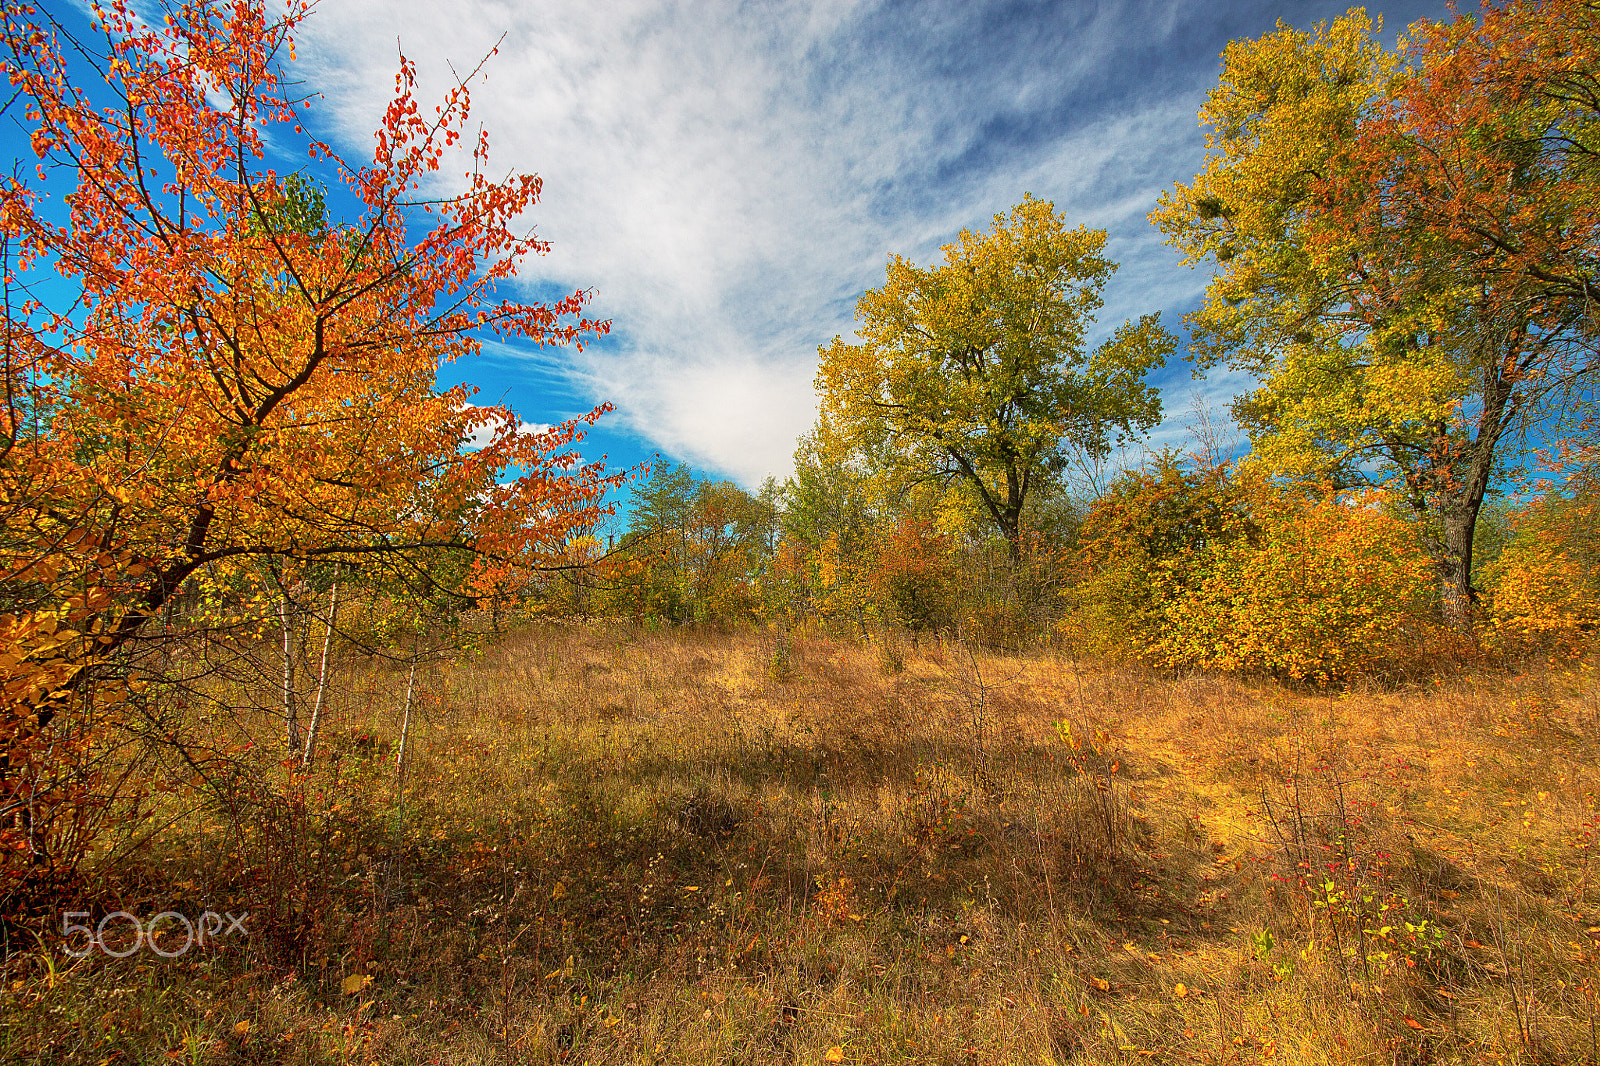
[1076, 460, 1437, 683]
[1485, 541, 1600, 653]
[1154, 491, 1434, 683]
[816, 195, 1170, 551]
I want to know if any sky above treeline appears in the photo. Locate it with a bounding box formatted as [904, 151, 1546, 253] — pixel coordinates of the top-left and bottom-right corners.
[40, 0, 1456, 489]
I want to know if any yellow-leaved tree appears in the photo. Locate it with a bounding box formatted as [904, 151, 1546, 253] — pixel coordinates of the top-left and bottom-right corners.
[1152, 8, 1600, 628]
[816, 195, 1173, 560]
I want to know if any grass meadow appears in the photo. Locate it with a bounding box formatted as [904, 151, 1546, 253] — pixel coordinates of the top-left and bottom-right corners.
[4, 623, 1599, 1064]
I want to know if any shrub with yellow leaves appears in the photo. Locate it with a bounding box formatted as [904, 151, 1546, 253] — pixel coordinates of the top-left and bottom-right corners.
[1483, 470, 1600, 655]
[1155, 489, 1436, 683]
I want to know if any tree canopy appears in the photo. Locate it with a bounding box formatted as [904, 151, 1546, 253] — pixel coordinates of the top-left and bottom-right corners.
[0, 0, 618, 647]
[1150, 6, 1600, 627]
[815, 195, 1173, 557]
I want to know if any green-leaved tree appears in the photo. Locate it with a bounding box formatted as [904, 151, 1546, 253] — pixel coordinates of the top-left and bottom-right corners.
[815, 195, 1173, 559]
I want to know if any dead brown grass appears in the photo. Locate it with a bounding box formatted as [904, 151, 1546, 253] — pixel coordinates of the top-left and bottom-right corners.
[4, 623, 1599, 1064]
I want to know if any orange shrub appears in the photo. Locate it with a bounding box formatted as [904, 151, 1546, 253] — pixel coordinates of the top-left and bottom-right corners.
[1485, 541, 1598, 652]
[866, 517, 959, 634]
[1069, 456, 1245, 658]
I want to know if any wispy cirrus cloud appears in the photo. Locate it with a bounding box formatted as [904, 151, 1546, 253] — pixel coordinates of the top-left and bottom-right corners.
[294, 0, 1450, 486]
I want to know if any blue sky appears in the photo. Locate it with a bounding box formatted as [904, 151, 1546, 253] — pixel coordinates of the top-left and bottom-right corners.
[21, 0, 1455, 492]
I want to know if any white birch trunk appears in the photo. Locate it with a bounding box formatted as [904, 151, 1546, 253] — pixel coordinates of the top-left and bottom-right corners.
[279, 594, 298, 751]
[300, 578, 340, 769]
[395, 652, 418, 783]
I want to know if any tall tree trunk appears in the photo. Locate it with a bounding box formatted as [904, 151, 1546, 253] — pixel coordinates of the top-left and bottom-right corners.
[947, 448, 1028, 564]
[1001, 514, 1022, 563]
[1003, 465, 1024, 563]
[1439, 507, 1480, 631]
[300, 577, 340, 769]
[1398, 389, 1502, 632]
[1430, 328, 1517, 631]
[1436, 410, 1497, 631]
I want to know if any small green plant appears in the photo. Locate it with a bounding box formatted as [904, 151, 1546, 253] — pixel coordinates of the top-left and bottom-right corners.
[1260, 755, 1451, 992]
[1251, 929, 1296, 980]
[1360, 910, 1447, 965]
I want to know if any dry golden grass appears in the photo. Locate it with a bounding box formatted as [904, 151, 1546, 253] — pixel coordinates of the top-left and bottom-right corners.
[4, 623, 1599, 1064]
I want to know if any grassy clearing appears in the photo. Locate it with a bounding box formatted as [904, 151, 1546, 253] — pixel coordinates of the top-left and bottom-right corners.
[4, 624, 1599, 1064]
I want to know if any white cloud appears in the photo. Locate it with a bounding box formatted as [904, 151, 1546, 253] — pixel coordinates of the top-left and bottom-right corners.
[460, 405, 552, 451]
[291, 1, 1251, 485]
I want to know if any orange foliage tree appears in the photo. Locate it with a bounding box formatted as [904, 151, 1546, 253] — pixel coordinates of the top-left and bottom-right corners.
[0, 0, 618, 901]
[1357, 0, 1600, 320]
[866, 516, 958, 635]
[1331, 0, 1600, 624]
